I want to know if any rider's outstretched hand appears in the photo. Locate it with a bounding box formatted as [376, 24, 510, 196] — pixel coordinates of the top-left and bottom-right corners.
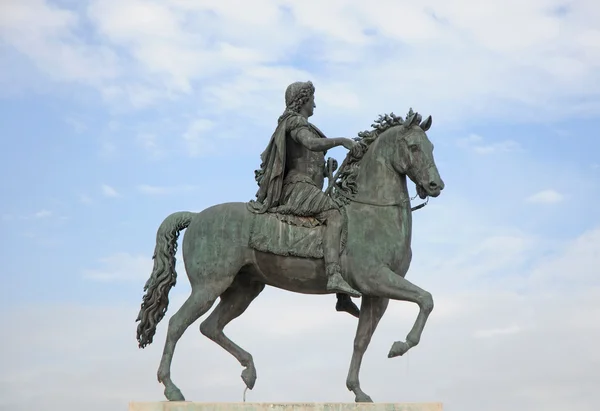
[341, 138, 356, 151]
[349, 141, 366, 158]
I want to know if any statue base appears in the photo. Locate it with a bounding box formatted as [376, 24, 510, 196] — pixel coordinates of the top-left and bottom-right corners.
[129, 403, 443, 411]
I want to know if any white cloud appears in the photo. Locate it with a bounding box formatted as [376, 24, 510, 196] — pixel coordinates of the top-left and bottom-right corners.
[137, 184, 198, 195]
[182, 119, 215, 157]
[5, 210, 59, 220]
[136, 133, 163, 158]
[526, 189, 564, 204]
[101, 184, 119, 198]
[2, 0, 600, 126]
[529, 227, 600, 288]
[3, 224, 600, 410]
[136, 185, 169, 195]
[79, 194, 93, 204]
[0, 0, 119, 86]
[474, 324, 522, 339]
[64, 116, 86, 133]
[317, 83, 361, 110]
[473, 141, 521, 154]
[98, 139, 118, 158]
[458, 134, 521, 154]
[33, 209, 52, 218]
[82, 252, 151, 282]
[2, 210, 63, 222]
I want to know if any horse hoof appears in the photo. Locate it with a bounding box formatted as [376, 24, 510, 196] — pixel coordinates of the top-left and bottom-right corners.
[241, 366, 257, 390]
[164, 386, 185, 401]
[355, 393, 373, 403]
[388, 341, 410, 358]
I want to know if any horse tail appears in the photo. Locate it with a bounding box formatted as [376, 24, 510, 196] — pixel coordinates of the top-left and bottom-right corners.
[136, 211, 195, 348]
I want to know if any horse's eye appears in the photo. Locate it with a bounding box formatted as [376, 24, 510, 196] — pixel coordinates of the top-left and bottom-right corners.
[410, 145, 419, 152]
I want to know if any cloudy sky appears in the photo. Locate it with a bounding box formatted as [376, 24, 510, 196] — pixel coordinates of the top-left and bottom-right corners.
[1, 0, 599, 410]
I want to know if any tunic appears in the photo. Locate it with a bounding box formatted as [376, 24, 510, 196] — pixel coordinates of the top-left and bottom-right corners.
[248, 113, 337, 216]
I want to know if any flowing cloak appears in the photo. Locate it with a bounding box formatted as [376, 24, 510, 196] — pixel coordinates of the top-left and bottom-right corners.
[247, 112, 294, 214]
[247, 113, 331, 214]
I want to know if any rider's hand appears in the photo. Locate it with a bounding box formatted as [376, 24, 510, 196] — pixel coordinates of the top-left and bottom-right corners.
[342, 138, 356, 151]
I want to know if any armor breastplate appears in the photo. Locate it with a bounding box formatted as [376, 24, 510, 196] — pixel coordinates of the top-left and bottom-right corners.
[285, 128, 325, 189]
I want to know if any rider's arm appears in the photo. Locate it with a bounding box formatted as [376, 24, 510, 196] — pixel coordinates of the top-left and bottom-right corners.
[292, 128, 346, 152]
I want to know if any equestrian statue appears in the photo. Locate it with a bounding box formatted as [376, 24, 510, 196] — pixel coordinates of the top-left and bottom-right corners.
[135, 80, 445, 403]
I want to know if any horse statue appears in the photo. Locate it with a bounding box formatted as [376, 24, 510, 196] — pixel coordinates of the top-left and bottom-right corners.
[135, 109, 445, 403]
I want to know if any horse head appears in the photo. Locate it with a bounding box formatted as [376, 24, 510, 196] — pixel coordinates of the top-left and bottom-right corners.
[387, 111, 445, 199]
[335, 110, 444, 207]
[357, 110, 444, 202]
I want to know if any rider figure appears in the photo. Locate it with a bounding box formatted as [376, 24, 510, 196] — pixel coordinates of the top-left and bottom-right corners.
[248, 81, 361, 317]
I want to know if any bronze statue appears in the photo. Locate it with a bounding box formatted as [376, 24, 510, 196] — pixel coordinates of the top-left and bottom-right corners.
[248, 81, 362, 316]
[136, 81, 445, 403]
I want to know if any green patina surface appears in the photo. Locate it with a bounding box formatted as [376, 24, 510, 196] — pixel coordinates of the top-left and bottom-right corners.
[135, 82, 445, 403]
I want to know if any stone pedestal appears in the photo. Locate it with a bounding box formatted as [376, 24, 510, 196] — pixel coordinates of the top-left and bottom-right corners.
[129, 403, 443, 411]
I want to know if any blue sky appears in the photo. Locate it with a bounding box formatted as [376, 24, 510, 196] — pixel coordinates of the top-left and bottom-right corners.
[1, 1, 600, 410]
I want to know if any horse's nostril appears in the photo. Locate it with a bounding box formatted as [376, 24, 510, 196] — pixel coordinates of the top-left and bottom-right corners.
[429, 181, 438, 189]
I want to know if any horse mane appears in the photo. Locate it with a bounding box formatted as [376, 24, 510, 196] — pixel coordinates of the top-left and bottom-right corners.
[332, 108, 424, 205]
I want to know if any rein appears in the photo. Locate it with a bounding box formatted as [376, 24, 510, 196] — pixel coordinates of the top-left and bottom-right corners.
[409, 195, 429, 212]
[335, 188, 429, 211]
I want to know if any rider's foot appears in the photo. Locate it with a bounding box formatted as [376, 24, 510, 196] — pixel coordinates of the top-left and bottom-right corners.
[336, 293, 360, 318]
[326, 264, 361, 298]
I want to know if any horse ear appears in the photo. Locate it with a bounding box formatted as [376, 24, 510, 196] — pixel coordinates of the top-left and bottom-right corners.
[406, 113, 419, 127]
[419, 115, 432, 131]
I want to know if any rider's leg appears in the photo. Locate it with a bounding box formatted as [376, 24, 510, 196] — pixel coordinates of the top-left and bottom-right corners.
[322, 209, 361, 297]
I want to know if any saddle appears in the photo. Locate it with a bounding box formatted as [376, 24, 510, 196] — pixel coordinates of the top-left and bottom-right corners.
[248, 210, 347, 259]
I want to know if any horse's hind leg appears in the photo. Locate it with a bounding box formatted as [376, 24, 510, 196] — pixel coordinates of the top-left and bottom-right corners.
[200, 276, 265, 391]
[156, 286, 223, 401]
[346, 296, 389, 402]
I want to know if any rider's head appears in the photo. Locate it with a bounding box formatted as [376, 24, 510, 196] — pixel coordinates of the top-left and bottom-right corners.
[285, 81, 316, 118]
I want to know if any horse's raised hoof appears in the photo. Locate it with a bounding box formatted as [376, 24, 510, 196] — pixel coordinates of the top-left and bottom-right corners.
[164, 386, 185, 401]
[355, 393, 374, 403]
[336, 294, 360, 318]
[241, 366, 257, 390]
[388, 341, 411, 358]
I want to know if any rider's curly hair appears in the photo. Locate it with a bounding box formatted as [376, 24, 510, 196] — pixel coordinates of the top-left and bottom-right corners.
[278, 81, 315, 123]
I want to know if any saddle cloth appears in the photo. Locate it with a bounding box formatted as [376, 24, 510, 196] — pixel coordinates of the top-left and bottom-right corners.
[248, 211, 346, 259]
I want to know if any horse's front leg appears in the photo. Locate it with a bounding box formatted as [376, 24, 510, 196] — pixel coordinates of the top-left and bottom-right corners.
[346, 296, 389, 402]
[365, 266, 434, 358]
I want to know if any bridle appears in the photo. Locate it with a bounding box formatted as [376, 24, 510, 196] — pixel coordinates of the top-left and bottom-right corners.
[334, 187, 429, 212]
